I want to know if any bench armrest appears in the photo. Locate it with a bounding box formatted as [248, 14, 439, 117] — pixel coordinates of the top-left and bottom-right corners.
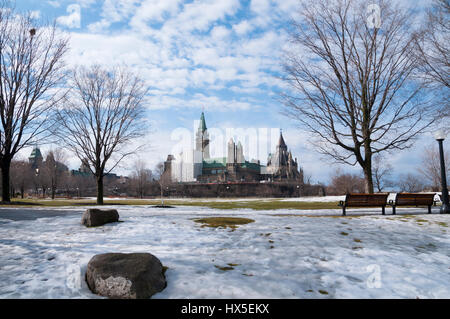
[388, 199, 394, 206]
[338, 200, 345, 207]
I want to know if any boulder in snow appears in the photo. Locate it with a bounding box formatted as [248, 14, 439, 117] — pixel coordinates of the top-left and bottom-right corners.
[81, 209, 119, 227]
[85, 253, 166, 299]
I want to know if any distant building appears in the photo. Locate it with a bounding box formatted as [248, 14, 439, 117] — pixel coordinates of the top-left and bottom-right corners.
[28, 146, 43, 169]
[165, 112, 303, 183]
[70, 158, 119, 180]
[28, 145, 68, 172]
[70, 158, 92, 177]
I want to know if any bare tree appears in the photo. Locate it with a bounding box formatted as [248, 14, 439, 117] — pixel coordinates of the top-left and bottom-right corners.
[155, 161, 171, 205]
[415, 1, 449, 88]
[0, 1, 69, 202]
[130, 159, 152, 198]
[42, 148, 68, 199]
[413, 0, 450, 125]
[326, 169, 365, 195]
[397, 173, 425, 193]
[55, 65, 148, 204]
[372, 155, 393, 192]
[10, 158, 31, 198]
[419, 145, 450, 190]
[281, 0, 436, 193]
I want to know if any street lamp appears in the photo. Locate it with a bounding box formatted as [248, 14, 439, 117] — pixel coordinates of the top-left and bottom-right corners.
[434, 130, 450, 214]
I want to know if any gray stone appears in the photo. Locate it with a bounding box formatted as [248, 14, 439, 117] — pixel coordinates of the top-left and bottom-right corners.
[85, 253, 166, 299]
[81, 209, 119, 227]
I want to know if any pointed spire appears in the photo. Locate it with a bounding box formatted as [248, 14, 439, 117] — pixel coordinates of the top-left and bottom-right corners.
[199, 111, 207, 132]
[278, 129, 286, 148]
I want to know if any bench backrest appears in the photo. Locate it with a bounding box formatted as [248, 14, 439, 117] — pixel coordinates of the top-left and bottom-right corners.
[395, 193, 435, 206]
[345, 193, 389, 206]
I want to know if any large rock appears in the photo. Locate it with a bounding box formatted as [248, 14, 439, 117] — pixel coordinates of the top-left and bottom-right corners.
[86, 253, 167, 299]
[81, 209, 119, 227]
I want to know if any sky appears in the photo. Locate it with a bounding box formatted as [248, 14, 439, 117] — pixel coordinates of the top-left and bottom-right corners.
[13, 0, 444, 185]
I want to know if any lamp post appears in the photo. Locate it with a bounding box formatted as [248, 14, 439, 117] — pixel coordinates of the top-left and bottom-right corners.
[434, 130, 450, 214]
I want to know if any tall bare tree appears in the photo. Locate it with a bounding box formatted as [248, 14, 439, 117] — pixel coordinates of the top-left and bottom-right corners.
[55, 65, 148, 204]
[0, 1, 68, 202]
[415, 1, 449, 90]
[281, 0, 436, 193]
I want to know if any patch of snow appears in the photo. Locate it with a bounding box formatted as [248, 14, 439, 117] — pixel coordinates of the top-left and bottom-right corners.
[0, 205, 448, 298]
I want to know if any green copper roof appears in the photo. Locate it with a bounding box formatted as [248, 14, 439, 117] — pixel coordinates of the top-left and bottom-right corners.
[203, 157, 226, 168]
[29, 147, 43, 160]
[241, 161, 262, 171]
[199, 112, 207, 132]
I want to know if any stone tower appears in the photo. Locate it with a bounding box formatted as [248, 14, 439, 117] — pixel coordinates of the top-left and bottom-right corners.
[236, 141, 244, 164]
[195, 112, 210, 159]
[266, 130, 302, 181]
[226, 138, 237, 177]
[28, 145, 43, 169]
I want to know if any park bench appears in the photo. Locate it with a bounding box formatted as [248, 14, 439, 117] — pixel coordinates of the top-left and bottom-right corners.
[338, 193, 389, 216]
[389, 193, 437, 214]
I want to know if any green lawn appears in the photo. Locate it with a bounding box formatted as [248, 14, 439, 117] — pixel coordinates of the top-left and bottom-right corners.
[1, 198, 339, 210]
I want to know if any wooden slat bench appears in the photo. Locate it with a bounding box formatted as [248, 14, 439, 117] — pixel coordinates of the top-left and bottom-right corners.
[338, 193, 389, 216]
[388, 193, 438, 215]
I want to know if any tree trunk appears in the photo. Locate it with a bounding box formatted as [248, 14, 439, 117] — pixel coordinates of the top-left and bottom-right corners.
[1, 159, 11, 203]
[362, 164, 374, 194]
[97, 175, 104, 205]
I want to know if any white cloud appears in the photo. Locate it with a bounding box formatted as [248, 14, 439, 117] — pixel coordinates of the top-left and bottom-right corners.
[57, 4, 81, 29]
[129, 0, 181, 28]
[232, 20, 253, 35]
[250, 0, 271, 16]
[47, 1, 61, 8]
[87, 19, 110, 32]
[210, 25, 231, 40]
[86, 0, 140, 31]
[76, 0, 98, 8]
[30, 10, 41, 19]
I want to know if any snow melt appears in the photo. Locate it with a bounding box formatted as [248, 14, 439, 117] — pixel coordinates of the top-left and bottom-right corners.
[0, 205, 449, 299]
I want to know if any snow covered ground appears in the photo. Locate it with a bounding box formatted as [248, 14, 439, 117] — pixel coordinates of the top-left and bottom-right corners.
[0, 204, 449, 299]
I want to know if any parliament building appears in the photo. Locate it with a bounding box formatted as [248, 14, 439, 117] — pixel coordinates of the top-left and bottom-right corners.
[164, 112, 304, 184]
